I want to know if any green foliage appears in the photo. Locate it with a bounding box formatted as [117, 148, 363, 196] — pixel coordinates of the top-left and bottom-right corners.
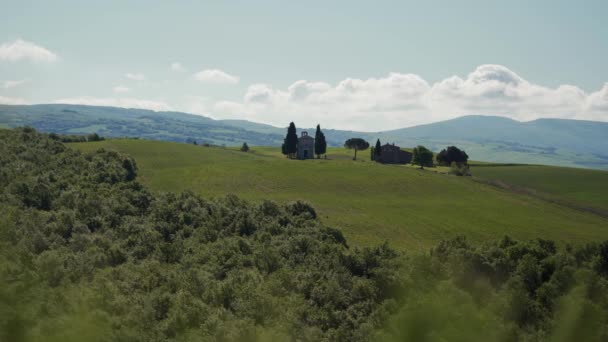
[449, 162, 471, 176]
[2, 128, 608, 341]
[0, 128, 401, 341]
[240, 142, 249, 152]
[87, 132, 104, 142]
[412, 145, 434, 169]
[374, 139, 382, 160]
[437, 145, 468, 166]
[285, 122, 298, 158]
[314, 124, 327, 158]
[378, 236, 608, 341]
[344, 138, 370, 160]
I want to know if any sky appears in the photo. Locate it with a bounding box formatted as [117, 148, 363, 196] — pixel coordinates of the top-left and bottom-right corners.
[0, 0, 607, 131]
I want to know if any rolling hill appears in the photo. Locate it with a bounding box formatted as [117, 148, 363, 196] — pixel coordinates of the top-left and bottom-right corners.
[2, 103, 607, 169]
[71, 139, 608, 251]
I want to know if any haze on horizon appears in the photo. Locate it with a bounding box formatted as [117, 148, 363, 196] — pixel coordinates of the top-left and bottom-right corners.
[1, 0, 607, 131]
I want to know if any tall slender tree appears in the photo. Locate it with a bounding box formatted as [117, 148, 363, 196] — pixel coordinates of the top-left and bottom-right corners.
[285, 122, 298, 159]
[281, 139, 287, 157]
[374, 139, 382, 161]
[314, 124, 327, 159]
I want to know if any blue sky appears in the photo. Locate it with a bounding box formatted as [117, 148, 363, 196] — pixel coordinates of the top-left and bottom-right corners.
[1, 0, 607, 130]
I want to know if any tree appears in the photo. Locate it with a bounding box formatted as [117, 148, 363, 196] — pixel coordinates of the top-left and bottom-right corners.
[374, 139, 382, 161]
[344, 138, 369, 160]
[87, 132, 103, 142]
[284, 122, 298, 159]
[281, 139, 287, 157]
[240, 142, 249, 152]
[436, 146, 469, 166]
[412, 145, 434, 169]
[314, 124, 327, 159]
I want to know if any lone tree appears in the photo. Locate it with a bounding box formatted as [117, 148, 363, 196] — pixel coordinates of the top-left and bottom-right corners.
[284, 122, 298, 159]
[240, 142, 249, 152]
[373, 139, 382, 161]
[314, 124, 327, 159]
[412, 145, 434, 169]
[344, 138, 369, 161]
[436, 146, 469, 166]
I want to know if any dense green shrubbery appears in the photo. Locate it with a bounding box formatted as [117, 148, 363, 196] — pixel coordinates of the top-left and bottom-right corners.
[378, 237, 608, 341]
[1, 128, 607, 341]
[0, 128, 401, 341]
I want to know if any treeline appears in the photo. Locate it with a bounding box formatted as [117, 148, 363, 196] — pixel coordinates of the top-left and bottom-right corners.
[46, 131, 105, 143]
[1, 127, 607, 341]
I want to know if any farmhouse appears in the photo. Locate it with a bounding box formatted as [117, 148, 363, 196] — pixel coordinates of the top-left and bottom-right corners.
[297, 131, 314, 159]
[376, 143, 412, 164]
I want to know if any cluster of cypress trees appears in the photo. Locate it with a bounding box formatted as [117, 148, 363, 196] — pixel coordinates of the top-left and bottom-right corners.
[281, 122, 327, 159]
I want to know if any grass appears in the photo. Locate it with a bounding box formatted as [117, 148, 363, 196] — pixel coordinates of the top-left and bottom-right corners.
[72, 140, 608, 251]
[472, 164, 608, 212]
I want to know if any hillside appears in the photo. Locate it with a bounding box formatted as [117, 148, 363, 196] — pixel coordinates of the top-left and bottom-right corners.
[2, 104, 607, 170]
[72, 139, 608, 251]
[472, 164, 608, 215]
[3, 127, 608, 341]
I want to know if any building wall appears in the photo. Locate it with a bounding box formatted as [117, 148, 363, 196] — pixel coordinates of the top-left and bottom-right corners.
[378, 145, 412, 164]
[297, 137, 315, 159]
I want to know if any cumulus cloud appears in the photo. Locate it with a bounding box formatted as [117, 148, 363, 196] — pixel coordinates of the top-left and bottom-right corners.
[210, 64, 608, 131]
[193, 69, 239, 84]
[125, 73, 145, 81]
[112, 85, 130, 93]
[0, 39, 58, 62]
[0, 96, 29, 105]
[3, 79, 28, 89]
[170, 62, 186, 72]
[54, 96, 172, 112]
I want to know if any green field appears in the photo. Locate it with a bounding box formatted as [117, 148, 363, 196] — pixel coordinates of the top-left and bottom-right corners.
[473, 165, 608, 212]
[72, 140, 608, 251]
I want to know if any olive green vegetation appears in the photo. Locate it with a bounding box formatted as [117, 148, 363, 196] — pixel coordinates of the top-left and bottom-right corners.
[3, 128, 608, 341]
[472, 164, 608, 212]
[0, 128, 400, 341]
[73, 140, 608, 251]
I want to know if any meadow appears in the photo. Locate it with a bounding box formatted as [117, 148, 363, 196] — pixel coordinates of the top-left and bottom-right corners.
[472, 164, 608, 212]
[73, 140, 608, 251]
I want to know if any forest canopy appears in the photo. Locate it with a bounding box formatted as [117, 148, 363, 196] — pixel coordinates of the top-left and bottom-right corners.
[1, 127, 607, 342]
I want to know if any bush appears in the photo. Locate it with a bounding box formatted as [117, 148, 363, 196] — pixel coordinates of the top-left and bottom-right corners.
[448, 162, 471, 176]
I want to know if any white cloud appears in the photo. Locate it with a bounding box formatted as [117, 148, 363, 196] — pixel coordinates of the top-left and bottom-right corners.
[209, 64, 608, 131]
[125, 73, 146, 81]
[3, 79, 28, 89]
[54, 96, 172, 112]
[170, 62, 186, 72]
[0, 96, 29, 105]
[113, 85, 130, 93]
[193, 69, 239, 85]
[0, 39, 58, 62]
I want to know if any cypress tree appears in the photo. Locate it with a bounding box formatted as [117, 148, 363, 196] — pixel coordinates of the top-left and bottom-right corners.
[319, 132, 327, 157]
[314, 124, 327, 158]
[281, 139, 287, 157]
[285, 122, 298, 159]
[374, 139, 382, 161]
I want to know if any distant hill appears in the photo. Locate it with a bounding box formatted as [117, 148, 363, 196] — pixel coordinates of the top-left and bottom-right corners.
[1, 104, 607, 169]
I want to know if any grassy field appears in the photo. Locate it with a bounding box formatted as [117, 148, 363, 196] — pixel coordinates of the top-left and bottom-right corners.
[72, 140, 608, 251]
[472, 164, 608, 212]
